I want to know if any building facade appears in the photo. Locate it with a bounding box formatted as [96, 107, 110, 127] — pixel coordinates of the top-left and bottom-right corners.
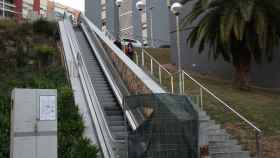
[85, 0, 170, 48]
[169, 0, 280, 89]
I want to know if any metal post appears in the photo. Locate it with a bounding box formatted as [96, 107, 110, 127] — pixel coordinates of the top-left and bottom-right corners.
[136, 52, 139, 65]
[141, 48, 145, 67]
[149, 0, 154, 48]
[182, 72, 185, 94]
[159, 66, 162, 84]
[150, 59, 153, 75]
[171, 76, 174, 94]
[176, 15, 183, 94]
[200, 87, 203, 110]
[256, 132, 262, 158]
[117, 6, 121, 40]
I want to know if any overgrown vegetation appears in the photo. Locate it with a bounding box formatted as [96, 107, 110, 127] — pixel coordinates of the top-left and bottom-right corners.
[0, 19, 98, 158]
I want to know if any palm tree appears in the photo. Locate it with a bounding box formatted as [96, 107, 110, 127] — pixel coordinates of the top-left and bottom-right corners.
[181, 0, 280, 89]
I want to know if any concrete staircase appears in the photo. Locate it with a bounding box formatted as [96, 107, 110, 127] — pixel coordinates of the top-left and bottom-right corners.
[198, 110, 251, 158]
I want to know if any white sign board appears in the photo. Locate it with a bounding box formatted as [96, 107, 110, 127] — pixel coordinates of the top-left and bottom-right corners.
[39, 96, 56, 121]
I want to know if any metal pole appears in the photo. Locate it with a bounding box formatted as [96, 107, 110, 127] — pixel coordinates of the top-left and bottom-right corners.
[150, 59, 153, 75]
[118, 6, 121, 40]
[182, 72, 185, 94]
[136, 52, 139, 65]
[142, 48, 145, 67]
[200, 87, 203, 110]
[149, 0, 154, 47]
[171, 75, 174, 94]
[256, 132, 262, 158]
[176, 15, 183, 94]
[2, 0, 5, 17]
[159, 66, 162, 84]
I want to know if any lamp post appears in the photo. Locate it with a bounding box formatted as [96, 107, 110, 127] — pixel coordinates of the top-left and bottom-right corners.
[148, 0, 154, 48]
[171, 2, 183, 94]
[166, 0, 171, 9]
[115, 0, 123, 40]
[136, 0, 145, 66]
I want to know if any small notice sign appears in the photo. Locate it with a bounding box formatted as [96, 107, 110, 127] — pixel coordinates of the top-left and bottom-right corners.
[39, 96, 56, 121]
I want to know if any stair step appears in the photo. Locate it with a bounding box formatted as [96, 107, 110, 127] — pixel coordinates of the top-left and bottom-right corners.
[209, 144, 242, 153]
[108, 120, 126, 126]
[210, 151, 250, 158]
[110, 126, 126, 132]
[108, 116, 124, 121]
[105, 110, 123, 116]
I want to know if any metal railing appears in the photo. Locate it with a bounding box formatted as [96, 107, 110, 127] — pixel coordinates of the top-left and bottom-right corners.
[181, 71, 262, 158]
[82, 15, 165, 94]
[134, 48, 263, 158]
[82, 14, 262, 157]
[61, 19, 121, 158]
[135, 49, 174, 93]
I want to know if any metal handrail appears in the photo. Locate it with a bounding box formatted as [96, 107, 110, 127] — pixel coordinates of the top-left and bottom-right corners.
[81, 23, 129, 105]
[65, 20, 124, 144]
[182, 71, 261, 132]
[136, 47, 263, 157]
[81, 17, 139, 131]
[142, 49, 172, 76]
[82, 15, 165, 94]
[135, 48, 175, 93]
[62, 20, 124, 158]
[59, 21, 114, 158]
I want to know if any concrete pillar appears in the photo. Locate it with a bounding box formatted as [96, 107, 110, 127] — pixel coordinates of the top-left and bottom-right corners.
[85, 0, 101, 29]
[106, 1, 119, 39]
[33, 0, 40, 15]
[15, 0, 22, 21]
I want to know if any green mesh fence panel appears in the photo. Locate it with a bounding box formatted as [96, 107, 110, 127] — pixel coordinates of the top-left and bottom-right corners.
[124, 94, 198, 158]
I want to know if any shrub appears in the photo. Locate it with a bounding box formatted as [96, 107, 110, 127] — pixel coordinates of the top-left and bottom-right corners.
[33, 18, 57, 36]
[33, 44, 55, 67]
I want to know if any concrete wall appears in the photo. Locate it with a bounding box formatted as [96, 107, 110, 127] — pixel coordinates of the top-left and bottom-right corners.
[170, 1, 280, 89]
[148, 0, 170, 47]
[85, 0, 101, 29]
[117, 0, 170, 47]
[106, 1, 119, 38]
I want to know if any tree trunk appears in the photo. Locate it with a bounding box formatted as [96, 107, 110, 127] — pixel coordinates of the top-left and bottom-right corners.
[232, 51, 252, 90]
[234, 63, 250, 90]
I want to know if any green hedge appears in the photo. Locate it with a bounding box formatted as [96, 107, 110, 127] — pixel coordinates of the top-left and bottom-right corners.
[0, 19, 98, 158]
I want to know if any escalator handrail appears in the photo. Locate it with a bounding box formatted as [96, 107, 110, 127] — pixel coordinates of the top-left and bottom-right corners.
[59, 21, 115, 158]
[62, 20, 122, 158]
[65, 20, 125, 144]
[81, 19, 139, 130]
[81, 15, 166, 94]
[80, 23, 128, 106]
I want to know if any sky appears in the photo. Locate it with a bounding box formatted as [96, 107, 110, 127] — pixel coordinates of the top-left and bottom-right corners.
[54, 0, 85, 12]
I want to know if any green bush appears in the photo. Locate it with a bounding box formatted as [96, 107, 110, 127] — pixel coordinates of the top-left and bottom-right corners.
[58, 86, 98, 158]
[33, 18, 57, 36]
[33, 44, 55, 66]
[0, 20, 98, 158]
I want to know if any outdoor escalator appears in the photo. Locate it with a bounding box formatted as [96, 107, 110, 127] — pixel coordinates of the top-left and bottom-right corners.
[74, 27, 127, 143]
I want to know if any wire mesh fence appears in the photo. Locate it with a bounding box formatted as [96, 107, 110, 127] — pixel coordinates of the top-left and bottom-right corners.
[134, 48, 263, 157]
[124, 94, 199, 158]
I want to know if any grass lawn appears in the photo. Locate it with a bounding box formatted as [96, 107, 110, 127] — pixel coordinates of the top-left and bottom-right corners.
[144, 48, 280, 158]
